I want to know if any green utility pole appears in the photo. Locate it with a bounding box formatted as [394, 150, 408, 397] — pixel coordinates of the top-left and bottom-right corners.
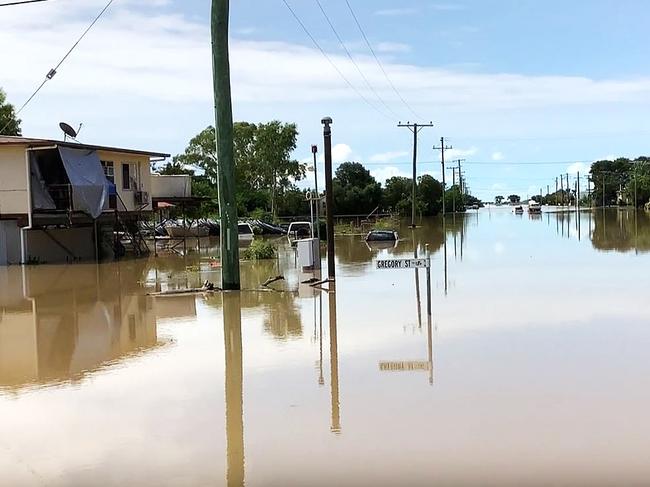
[211, 0, 240, 290]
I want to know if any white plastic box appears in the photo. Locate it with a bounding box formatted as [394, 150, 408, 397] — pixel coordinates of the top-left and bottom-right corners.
[297, 238, 321, 270]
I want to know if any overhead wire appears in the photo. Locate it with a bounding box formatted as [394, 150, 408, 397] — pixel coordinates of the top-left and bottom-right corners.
[281, 0, 392, 121]
[343, 0, 423, 121]
[0, 0, 47, 6]
[314, 0, 397, 120]
[1, 0, 115, 134]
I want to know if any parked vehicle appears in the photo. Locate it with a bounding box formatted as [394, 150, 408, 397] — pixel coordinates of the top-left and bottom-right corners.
[238, 222, 254, 241]
[514, 205, 524, 214]
[165, 220, 209, 237]
[528, 201, 542, 214]
[365, 230, 399, 242]
[288, 222, 312, 239]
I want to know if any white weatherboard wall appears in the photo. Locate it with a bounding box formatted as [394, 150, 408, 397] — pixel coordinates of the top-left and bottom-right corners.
[151, 174, 192, 198]
[0, 145, 28, 215]
[25, 227, 94, 263]
[0, 220, 21, 265]
[97, 151, 153, 212]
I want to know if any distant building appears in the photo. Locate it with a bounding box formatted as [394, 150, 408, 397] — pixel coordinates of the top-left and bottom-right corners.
[0, 136, 183, 264]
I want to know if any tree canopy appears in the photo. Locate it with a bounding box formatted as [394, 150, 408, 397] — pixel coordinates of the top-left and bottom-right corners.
[175, 121, 304, 216]
[332, 162, 382, 215]
[0, 89, 21, 136]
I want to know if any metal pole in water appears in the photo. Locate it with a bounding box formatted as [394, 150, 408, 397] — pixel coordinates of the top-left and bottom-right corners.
[312, 144, 320, 241]
[212, 0, 240, 289]
[425, 244, 431, 318]
[322, 117, 336, 281]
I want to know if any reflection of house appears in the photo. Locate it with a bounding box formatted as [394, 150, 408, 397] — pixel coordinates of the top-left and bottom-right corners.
[0, 264, 160, 389]
[0, 136, 181, 264]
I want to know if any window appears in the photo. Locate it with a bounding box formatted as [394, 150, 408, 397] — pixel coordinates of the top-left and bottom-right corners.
[122, 163, 131, 190]
[101, 161, 114, 183]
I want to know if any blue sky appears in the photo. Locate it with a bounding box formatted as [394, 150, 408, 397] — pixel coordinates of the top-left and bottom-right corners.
[2, 0, 650, 200]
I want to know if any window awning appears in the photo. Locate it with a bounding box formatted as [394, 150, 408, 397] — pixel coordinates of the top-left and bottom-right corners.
[57, 146, 109, 219]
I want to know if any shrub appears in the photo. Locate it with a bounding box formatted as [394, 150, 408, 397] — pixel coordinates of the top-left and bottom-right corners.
[241, 239, 276, 260]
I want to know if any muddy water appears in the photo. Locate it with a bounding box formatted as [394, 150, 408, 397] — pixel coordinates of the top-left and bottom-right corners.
[2, 208, 650, 486]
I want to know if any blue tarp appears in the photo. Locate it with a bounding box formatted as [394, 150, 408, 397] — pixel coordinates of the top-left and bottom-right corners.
[58, 147, 109, 219]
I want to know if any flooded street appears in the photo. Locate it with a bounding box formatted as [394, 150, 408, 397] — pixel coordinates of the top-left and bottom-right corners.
[2, 208, 650, 486]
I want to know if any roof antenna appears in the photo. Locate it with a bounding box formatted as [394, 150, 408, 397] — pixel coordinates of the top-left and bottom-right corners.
[59, 121, 78, 142]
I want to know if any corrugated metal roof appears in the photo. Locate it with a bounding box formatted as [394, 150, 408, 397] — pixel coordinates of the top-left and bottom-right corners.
[0, 135, 170, 158]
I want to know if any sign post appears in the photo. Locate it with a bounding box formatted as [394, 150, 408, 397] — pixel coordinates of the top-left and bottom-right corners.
[375, 253, 432, 318]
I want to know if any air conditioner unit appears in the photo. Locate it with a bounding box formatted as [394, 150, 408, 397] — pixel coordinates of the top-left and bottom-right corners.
[134, 191, 149, 205]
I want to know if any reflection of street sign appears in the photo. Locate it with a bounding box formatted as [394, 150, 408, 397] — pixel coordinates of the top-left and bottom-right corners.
[379, 361, 431, 371]
[376, 258, 429, 270]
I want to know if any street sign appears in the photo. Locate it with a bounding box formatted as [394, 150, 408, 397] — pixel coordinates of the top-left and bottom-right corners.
[379, 361, 431, 371]
[376, 258, 429, 270]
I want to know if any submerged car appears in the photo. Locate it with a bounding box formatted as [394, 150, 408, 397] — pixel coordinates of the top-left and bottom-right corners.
[365, 230, 399, 242]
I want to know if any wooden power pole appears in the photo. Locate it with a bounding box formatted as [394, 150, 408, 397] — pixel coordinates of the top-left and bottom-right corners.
[398, 122, 434, 227]
[433, 137, 453, 217]
[211, 0, 240, 290]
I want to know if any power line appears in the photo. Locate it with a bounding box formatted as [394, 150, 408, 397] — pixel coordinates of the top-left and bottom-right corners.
[314, 0, 397, 120]
[359, 159, 594, 166]
[343, 0, 423, 121]
[1, 0, 115, 134]
[281, 0, 391, 121]
[0, 0, 47, 6]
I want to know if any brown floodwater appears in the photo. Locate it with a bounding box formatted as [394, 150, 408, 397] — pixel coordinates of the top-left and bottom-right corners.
[2, 208, 650, 486]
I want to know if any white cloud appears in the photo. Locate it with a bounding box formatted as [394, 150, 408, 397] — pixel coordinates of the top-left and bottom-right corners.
[491, 183, 506, 191]
[374, 8, 418, 16]
[431, 4, 466, 11]
[370, 166, 409, 183]
[369, 150, 409, 162]
[376, 42, 412, 54]
[444, 147, 478, 160]
[3, 2, 650, 119]
[332, 143, 353, 163]
[567, 162, 590, 175]
[491, 151, 504, 161]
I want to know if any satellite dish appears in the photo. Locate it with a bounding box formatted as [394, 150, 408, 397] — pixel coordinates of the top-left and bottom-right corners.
[59, 122, 77, 141]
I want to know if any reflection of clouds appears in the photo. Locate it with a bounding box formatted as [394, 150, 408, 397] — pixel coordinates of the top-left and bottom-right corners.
[494, 242, 505, 254]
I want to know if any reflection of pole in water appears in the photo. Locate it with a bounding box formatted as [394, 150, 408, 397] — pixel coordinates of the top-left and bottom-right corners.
[426, 314, 433, 386]
[412, 230, 422, 329]
[224, 293, 244, 487]
[460, 217, 464, 261]
[578, 207, 581, 241]
[318, 291, 324, 386]
[589, 209, 592, 238]
[328, 290, 341, 434]
[425, 244, 433, 385]
[443, 218, 448, 295]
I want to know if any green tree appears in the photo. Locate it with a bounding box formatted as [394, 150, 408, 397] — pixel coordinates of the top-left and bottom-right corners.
[332, 162, 382, 215]
[445, 185, 465, 212]
[508, 194, 521, 203]
[417, 174, 443, 216]
[495, 195, 504, 205]
[623, 157, 650, 207]
[0, 89, 21, 136]
[156, 160, 195, 175]
[175, 121, 304, 216]
[383, 176, 412, 213]
[590, 158, 631, 206]
[254, 121, 303, 216]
